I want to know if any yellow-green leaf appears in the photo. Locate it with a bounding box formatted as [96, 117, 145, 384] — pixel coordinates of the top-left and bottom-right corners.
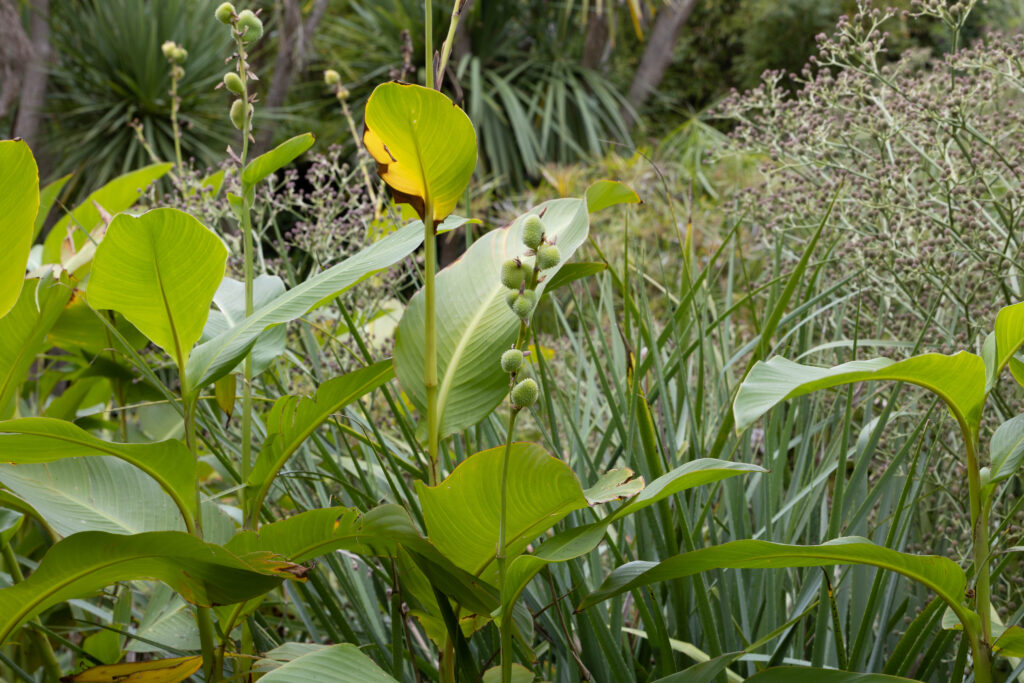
[363, 82, 476, 223]
[88, 208, 227, 373]
[66, 656, 201, 682]
[0, 139, 39, 319]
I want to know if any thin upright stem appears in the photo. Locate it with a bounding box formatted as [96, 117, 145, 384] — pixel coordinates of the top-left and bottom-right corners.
[233, 33, 256, 525]
[435, 0, 466, 90]
[497, 407, 521, 683]
[170, 72, 183, 173]
[1, 542, 62, 681]
[425, 0, 434, 89]
[424, 201, 440, 485]
[961, 427, 993, 683]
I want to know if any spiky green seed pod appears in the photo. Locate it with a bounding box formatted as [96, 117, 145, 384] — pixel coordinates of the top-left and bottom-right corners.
[536, 244, 560, 270]
[215, 2, 235, 23]
[522, 215, 545, 250]
[501, 349, 524, 374]
[501, 258, 526, 290]
[172, 47, 188, 64]
[512, 290, 536, 321]
[223, 72, 244, 95]
[230, 99, 252, 130]
[505, 289, 519, 311]
[161, 40, 177, 60]
[511, 378, 539, 408]
[237, 10, 263, 41]
[324, 69, 341, 86]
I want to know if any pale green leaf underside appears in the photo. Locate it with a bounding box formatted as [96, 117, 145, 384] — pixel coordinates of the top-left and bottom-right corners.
[184, 217, 473, 393]
[395, 198, 589, 437]
[734, 352, 985, 435]
[258, 643, 396, 683]
[88, 208, 227, 369]
[0, 139, 39, 319]
[0, 417, 196, 522]
[577, 538, 970, 626]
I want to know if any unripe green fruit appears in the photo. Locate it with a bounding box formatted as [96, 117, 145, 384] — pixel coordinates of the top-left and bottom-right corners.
[215, 2, 235, 23]
[172, 47, 188, 64]
[511, 378, 539, 408]
[536, 244, 560, 270]
[522, 215, 544, 250]
[512, 290, 536, 320]
[505, 289, 519, 310]
[324, 69, 341, 86]
[501, 349, 524, 374]
[223, 72, 244, 95]
[237, 10, 263, 41]
[230, 99, 252, 130]
[501, 259, 526, 289]
[161, 40, 177, 60]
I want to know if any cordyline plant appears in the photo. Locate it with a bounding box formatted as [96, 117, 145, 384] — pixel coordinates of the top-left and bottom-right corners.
[0, 1, 770, 682]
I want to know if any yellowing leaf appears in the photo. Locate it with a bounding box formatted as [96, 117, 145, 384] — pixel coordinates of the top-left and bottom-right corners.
[363, 82, 476, 224]
[65, 655, 201, 682]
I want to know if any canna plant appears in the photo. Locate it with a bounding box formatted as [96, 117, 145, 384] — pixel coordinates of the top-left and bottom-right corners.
[0, 3, 772, 682]
[575, 299, 1024, 682]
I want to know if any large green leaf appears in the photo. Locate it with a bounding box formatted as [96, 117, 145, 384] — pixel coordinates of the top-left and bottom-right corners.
[395, 198, 589, 437]
[183, 216, 473, 393]
[256, 643, 396, 682]
[88, 208, 227, 372]
[417, 443, 588, 581]
[246, 360, 395, 516]
[0, 417, 197, 522]
[363, 82, 476, 223]
[48, 298, 147, 355]
[0, 531, 298, 644]
[32, 173, 71, 241]
[0, 276, 71, 419]
[734, 352, 986, 435]
[0, 139, 39, 318]
[242, 133, 315, 186]
[744, 668, 921, 682]
[500, 459, 764, 621]
[201, 275, 287, 376]
[41, 162, 173, 264]
[577, 538, 973, 629]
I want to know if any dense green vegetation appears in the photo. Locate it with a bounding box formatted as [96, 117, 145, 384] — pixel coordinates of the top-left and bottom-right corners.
[2, 1, 1024, 682]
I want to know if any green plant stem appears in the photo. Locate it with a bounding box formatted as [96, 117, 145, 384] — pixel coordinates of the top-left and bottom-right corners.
[0, 543, 62, 681]
[182, 395, 218, 681]
[424, 201, 440, 485]
[234, 34, 256, 526]
[497, 406, 521, 683]
[961, 429, 992, 683]
[170, 71, 183, 173]
[435, 0, 465, 89]
[338, 95, 378, 211]
[425, 0, 434, 89]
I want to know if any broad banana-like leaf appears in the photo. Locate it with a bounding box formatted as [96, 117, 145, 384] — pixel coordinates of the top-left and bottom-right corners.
[734, 352, 985, 436]
[256, 643, 396, 682]
[0, 530, 301, 644]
